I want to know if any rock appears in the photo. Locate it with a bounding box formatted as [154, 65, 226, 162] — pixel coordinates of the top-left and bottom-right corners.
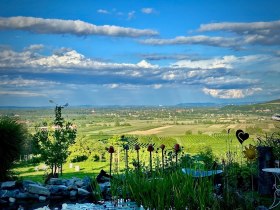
[47, 185, 69, 196]
[82, 176, 91, 188]
[49, 178, 64, 185]
[77, 188, 90, 197]
[1, 181, 16, 189]
[9, 197, 16, 203]
[67, 185, 77, 191]
[99, 182, 110, 193]
[75, 180, 84, 187]
[22, 180, 38, 189]
[15, 192, 31, 199]
[75, 166, 80, 171]
[0, 189, 19, 198]
[27, 184, 50, 196]
[69, 190, 77, 198]
[39, 195, 47, 202]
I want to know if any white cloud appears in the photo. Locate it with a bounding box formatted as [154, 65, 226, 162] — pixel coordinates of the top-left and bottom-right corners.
[137, 60, 159, 68]
[24, 44, 44, 51]
[140, 35, 240, 48]
[202, 87, 262, 99]
[127, 11, 136, 20]
[153, 84, 162, 89]
[140, 53, 191, 61]
[171, 56, 235, 69]
[0, 46, 273, 101]
[203, 76, 258, 87]
[171, 55, 268, 70]
[0, 90, 46, 97]
[198, 20, 280, 45]
[106, 84, 119, 89]
[97, 9, 110, 14]
[141, 8, 155, 14]
[0, 75, 58, 87]
[0, 16, 158, 37]
[0, 48, 161, 74]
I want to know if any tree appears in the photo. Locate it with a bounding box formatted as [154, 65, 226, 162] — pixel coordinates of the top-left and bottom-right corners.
[0, 116, 28, 181]
[32, 105, 76, 176]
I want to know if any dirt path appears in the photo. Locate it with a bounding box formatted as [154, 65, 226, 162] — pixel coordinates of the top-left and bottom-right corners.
[126, 125, 173, 135]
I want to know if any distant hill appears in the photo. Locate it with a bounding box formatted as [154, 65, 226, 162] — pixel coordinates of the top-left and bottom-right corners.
[175, 102, 217, 107]
[262, 99, 280, 104]
[221, 98, 280, 114]
[175, 101, 254, 108]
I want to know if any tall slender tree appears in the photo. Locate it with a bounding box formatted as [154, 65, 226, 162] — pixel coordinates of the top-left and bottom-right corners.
[32, 105, 76, 176]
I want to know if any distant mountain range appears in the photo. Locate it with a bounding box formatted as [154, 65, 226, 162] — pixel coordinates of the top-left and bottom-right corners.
[175, 101, 258, 108]
[0, 99, 279, 109]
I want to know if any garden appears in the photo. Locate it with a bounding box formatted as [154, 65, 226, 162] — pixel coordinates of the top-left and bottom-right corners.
[1, 106, 280, 210]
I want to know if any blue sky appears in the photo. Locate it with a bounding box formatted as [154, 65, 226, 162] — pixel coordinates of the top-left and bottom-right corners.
[0, 0, 280, 106]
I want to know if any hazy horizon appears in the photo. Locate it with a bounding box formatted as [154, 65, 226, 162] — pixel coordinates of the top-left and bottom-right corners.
[1, 0, 280, 106]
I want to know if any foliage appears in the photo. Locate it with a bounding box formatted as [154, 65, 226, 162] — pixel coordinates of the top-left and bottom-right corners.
[0, 116, 28, 181]
[32, 106, 76, 175]
[256, 129, 280, 159]
[111, 169, 219, 210]
[193, 147, 217, 170]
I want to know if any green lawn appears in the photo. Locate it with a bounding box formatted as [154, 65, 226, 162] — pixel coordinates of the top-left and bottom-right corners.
[13, 161, 110, 182]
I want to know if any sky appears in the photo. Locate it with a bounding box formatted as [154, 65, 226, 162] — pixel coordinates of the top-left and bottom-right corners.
[0, 0, 280, 106]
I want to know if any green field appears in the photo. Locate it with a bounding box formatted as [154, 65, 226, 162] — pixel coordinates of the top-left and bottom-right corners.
[3, 102, 279, 181]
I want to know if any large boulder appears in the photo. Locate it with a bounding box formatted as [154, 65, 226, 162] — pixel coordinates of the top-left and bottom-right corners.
[47, 185, 69, 196]
[77, 188, 90, 197]
[48, 178, 64, 185]
[1, 181, 16, 189]
[0, 189, 19, 198]
[22, 180, 38, 189]
[27, 184, 50, 196]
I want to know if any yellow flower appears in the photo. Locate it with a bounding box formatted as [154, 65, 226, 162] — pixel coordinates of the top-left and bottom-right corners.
[243, 144, 257, 161]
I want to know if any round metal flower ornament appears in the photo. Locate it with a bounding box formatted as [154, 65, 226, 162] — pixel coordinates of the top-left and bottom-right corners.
[108, 146, 115, 153]
[134, 144, 140, 151]
[174, 143, 180, 153]
[243, 144, 257, 161]
[147, 144, 154, 152]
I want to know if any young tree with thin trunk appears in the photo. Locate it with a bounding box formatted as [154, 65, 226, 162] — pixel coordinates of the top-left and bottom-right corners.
[32, 105, 76, 176]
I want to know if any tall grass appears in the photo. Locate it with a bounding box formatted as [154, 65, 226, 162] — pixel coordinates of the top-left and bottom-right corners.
[111, 169, 219, 209]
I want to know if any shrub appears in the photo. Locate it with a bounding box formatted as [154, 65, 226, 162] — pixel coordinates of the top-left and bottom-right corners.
[0, 116, 28, 181]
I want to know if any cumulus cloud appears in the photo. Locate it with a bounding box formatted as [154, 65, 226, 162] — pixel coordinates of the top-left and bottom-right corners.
[137, 60, 159, 68]
[0, 47, 160, 78]
[141, 8, 155, 14]
[202, 87, 262, 99]
[0, 16, 158, 37]
[0, 46, 270, 101]
[198, 20, 280, 45]
[140, 35, 240, 48]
